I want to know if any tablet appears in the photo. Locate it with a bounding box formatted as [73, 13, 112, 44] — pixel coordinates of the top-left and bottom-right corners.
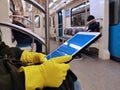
[46, 32, 101, 60]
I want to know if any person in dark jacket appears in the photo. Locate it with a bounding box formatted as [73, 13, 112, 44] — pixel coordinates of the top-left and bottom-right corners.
[87, 15, 100, 32]
[12, 10, 42, 52]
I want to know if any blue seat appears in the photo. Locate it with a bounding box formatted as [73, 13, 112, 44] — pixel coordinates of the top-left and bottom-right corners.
[16, 43, 35, 51]
[16, 43, 31, 47]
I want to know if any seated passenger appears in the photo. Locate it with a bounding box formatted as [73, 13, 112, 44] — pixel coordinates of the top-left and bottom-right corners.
[87, 15, 100, 32]
[12, 10, 42, 52]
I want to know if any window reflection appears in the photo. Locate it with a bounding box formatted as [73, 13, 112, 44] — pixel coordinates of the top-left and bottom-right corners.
[71, 1, 90, 27]
[34, 15, 40, 28]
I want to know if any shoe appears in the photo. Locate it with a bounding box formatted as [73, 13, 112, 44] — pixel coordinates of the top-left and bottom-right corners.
[79, 57, 83, 61]
[74, 55, 83, 59]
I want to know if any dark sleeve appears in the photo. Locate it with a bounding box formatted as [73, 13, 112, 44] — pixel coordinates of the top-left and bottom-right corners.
[13, 21, 26, 28]
[88, 22, 100, 32]
[0, 42, 23, 60]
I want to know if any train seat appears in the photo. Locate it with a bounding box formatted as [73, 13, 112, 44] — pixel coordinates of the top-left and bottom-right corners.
[16, 43, 32, 51]
[59, 27, 84, 43]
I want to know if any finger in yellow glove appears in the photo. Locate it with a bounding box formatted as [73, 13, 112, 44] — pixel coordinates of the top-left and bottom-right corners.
[19, 55, 72, 90]
[20, 50, 46, 64]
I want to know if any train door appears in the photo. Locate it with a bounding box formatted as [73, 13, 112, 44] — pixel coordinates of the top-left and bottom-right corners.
[109, 0, 120, 61]
[58, 10, 63, 37]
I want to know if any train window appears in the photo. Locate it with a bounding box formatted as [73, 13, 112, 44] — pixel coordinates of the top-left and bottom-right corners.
[71, 1, 90, 27]
[24, 16, 31, 28]
[109, 0, 120, 25]
[34, 15, 40, 28]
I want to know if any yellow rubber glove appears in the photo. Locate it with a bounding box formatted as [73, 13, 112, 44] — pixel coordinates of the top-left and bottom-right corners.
[19, 55, 72, 90]
[20, 50, 46, 64]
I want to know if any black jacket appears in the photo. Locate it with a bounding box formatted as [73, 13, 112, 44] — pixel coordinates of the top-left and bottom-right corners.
[0, 41, 23, 59]
[0, 41, 25, 90]
[87, 22, 100, 32]
[12, 21, 32, 44]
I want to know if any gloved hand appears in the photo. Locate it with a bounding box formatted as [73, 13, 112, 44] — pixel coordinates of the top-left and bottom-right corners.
[19, 55, 72, 90]
[20, 50, 46, 64]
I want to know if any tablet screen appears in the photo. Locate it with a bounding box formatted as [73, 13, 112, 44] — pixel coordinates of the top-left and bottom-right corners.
[46, 32, 101, 60]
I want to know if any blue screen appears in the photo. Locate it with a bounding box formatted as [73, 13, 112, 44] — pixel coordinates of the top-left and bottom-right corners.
[46, 33, 99, 60]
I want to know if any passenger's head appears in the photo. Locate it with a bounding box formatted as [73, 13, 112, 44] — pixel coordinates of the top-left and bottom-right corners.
[13, 10, 21, 21]
[13, 10, 21, 16]
[87, 15, 95, 22]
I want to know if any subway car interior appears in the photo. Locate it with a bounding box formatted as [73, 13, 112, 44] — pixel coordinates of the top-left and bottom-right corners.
[0, 0, 120, 90]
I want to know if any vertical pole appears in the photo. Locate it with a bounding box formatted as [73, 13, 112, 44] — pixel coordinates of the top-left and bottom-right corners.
[30, 6, 35, 51]
[64, 1, 66, 29]
[84, 0, 88, 25]
[45, 0, 50, 54]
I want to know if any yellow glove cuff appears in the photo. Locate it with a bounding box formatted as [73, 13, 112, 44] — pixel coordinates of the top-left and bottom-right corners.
[19, 65, 44, 90]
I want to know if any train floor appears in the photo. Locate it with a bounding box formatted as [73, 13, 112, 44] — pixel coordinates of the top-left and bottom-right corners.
[49, 38, 120, 90]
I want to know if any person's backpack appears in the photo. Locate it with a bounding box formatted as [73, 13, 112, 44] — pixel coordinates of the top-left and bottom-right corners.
[0, 57, 25, 90]
[0, 57, 77, 90]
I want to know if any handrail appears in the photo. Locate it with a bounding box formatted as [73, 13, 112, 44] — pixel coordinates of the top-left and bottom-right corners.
[0, 21, 46, 47]
[9, 15, 34, 32]
[86, 18, 103, 26]
[24, 0, 45, 13]
[9, 15, 34, 24]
